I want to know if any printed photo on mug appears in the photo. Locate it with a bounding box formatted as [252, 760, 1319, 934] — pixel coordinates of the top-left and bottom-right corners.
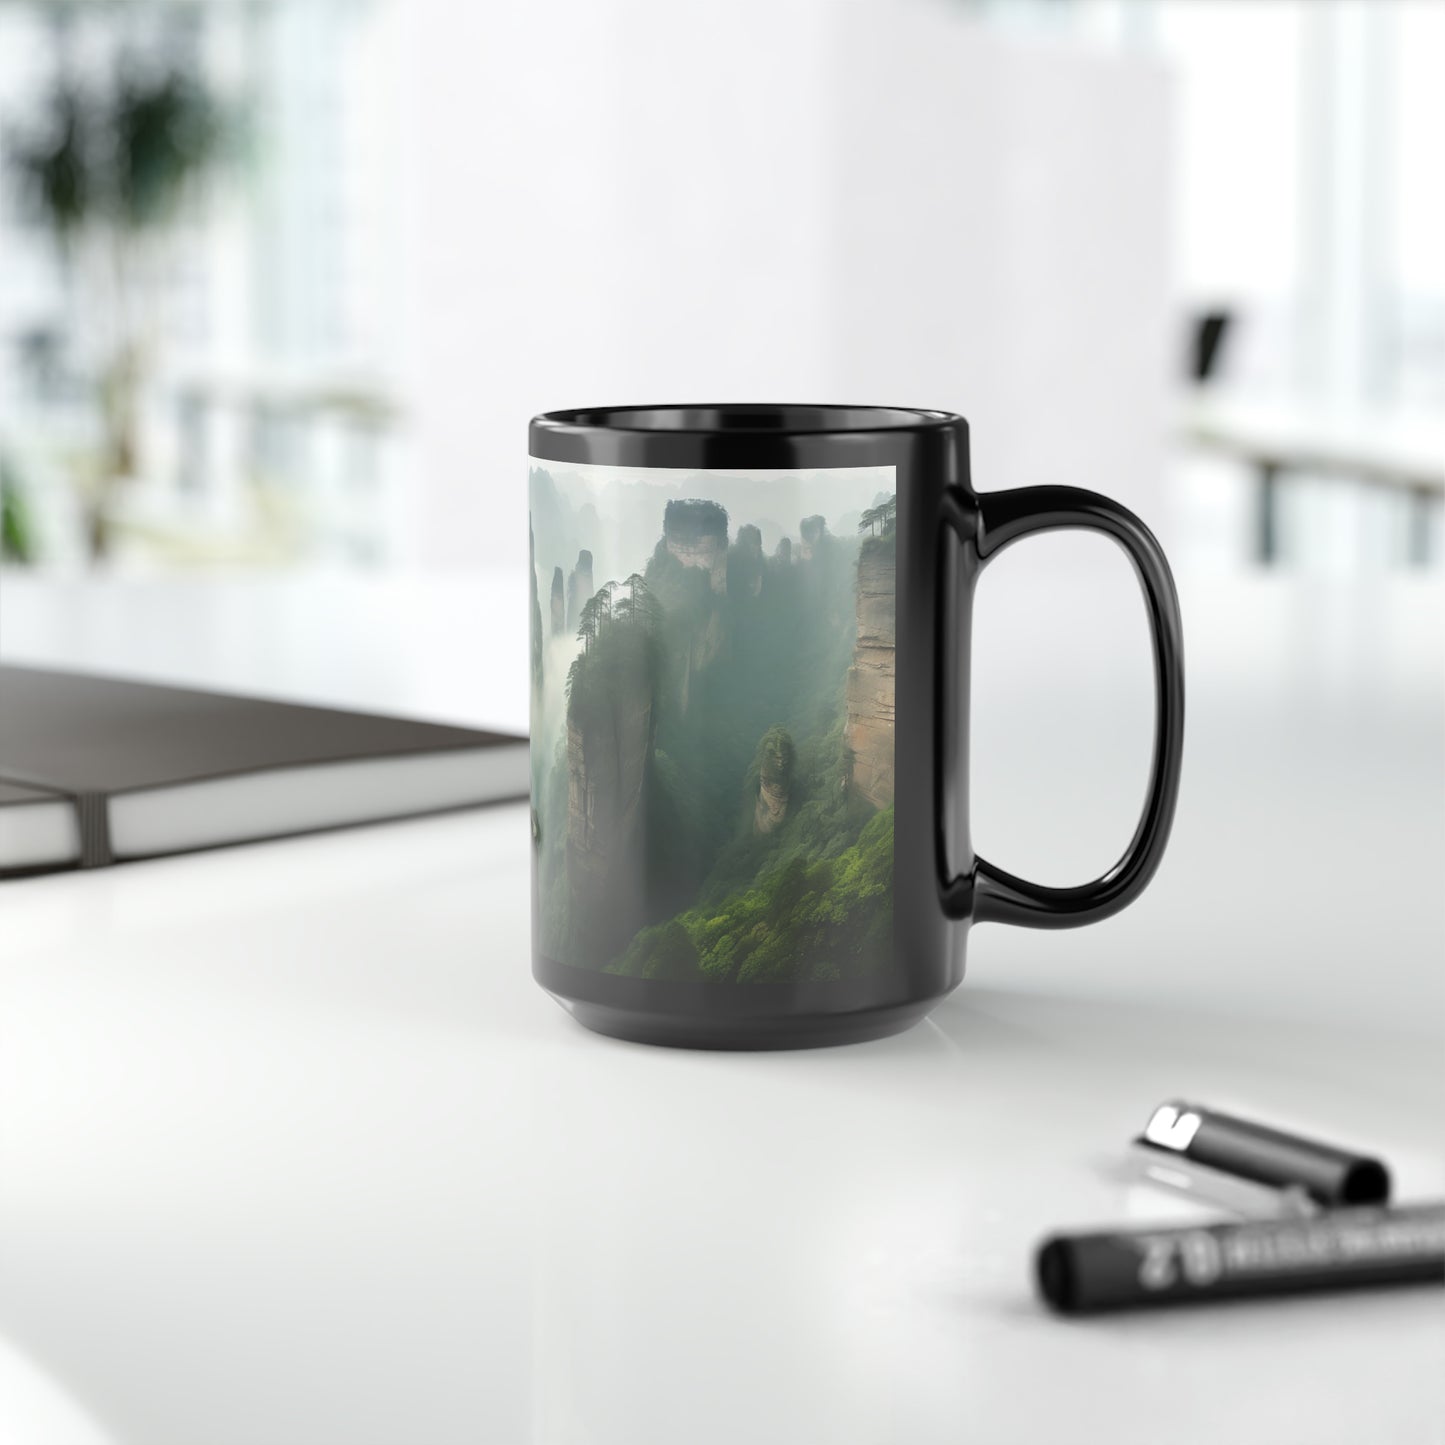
[529, 461, 898, 984]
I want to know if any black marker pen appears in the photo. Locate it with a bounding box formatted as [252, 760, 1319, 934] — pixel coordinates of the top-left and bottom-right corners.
[1036, 1201, 1445, 1315]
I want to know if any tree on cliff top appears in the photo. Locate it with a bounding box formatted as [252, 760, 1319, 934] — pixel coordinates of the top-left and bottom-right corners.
[567, 574, 664, 705]
[859, 496, 897, 537]
[613, 572, 662, 630]
[575, 583, 613, 654]
[575, 574, 660, 656]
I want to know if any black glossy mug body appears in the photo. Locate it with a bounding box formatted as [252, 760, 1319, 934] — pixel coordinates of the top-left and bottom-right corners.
[528, 406, 1183, 1049]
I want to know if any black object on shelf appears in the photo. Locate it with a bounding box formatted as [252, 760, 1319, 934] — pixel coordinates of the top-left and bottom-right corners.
[1189, 308, 1233, 383]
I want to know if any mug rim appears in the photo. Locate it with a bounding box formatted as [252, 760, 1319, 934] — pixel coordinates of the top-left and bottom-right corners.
[532, 403, 962, 440]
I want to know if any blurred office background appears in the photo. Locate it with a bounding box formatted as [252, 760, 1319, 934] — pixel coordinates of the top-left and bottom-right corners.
[0, 0, 1440, 578]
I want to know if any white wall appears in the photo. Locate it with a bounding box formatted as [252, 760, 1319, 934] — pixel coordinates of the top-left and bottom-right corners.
[829, 3, 1171, 512]
[401, 0, 1172, 568]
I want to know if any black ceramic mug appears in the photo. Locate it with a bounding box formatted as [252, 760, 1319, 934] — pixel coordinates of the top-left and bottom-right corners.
[528, 405, 1183, 1048]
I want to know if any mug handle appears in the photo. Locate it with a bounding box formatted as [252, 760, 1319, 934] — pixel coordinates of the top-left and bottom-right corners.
[938, 485, 1185, 928]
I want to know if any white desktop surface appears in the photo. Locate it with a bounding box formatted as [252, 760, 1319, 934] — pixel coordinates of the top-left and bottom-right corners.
[1, 567, 1441, 1445]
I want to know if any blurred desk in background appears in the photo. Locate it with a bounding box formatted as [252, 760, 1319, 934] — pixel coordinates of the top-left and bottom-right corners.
[0, 569, 1441, 1445]
[1180, 395, 1445, 565]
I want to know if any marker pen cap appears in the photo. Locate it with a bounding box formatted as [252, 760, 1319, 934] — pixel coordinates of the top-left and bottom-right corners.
[1137, 1101, 1391, 1208]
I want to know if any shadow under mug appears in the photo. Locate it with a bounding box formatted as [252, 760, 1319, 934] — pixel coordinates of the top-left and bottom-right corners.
[527, 405, 1183, 1049]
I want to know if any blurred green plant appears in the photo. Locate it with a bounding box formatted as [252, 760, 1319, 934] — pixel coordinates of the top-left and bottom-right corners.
[1, 454, 41, 564]
[6, 61, 237, 562]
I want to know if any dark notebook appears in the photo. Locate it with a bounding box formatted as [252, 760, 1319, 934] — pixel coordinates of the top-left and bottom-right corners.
[0, 665, 529, 877]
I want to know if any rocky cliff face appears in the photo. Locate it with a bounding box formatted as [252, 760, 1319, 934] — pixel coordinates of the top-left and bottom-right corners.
[752, 725, 796, 834]
[678, 606, 726, 715]
[729, 524, 765, 598]
[566, 685, 655, 960]
[550, 567, 566, 636]
[664, 499, 728, 594]
[566, 550, 594, 632]
[529, 523, 544, 715]
[774, 537, 792, 566]
[845, 536, 896, 809]
[798, 515, 828, 562]
[755, 776, 789, 833]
